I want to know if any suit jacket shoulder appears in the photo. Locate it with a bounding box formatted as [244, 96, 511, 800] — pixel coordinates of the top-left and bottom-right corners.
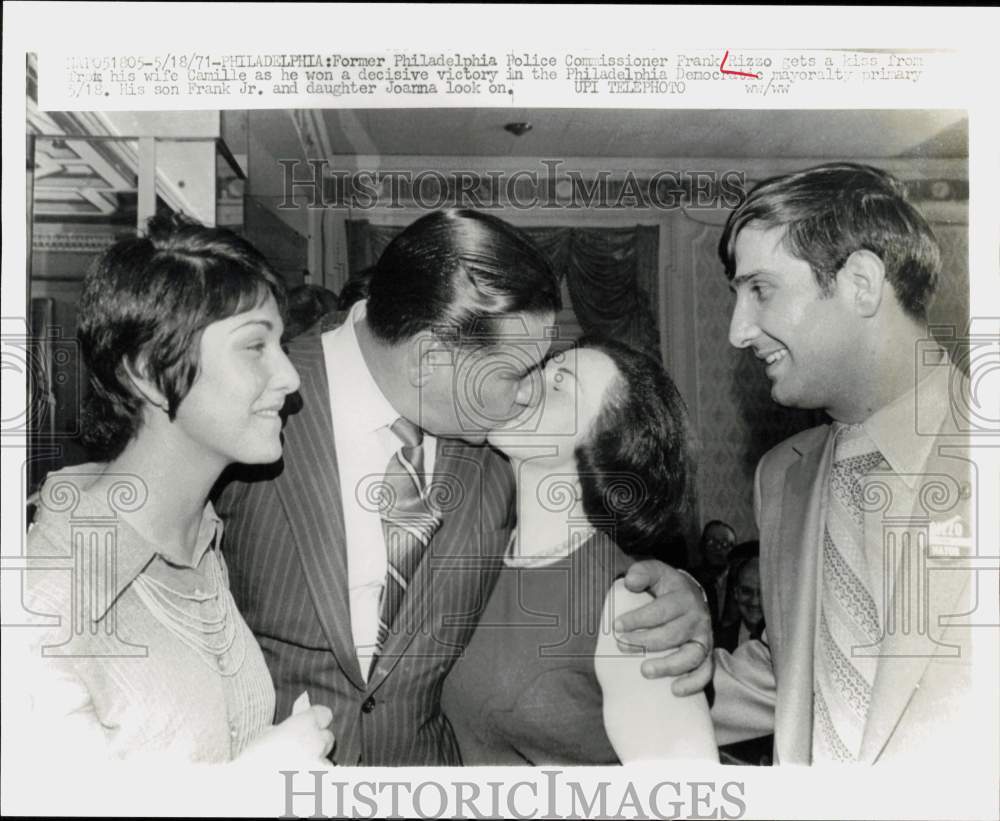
[759, 423, 829, 473]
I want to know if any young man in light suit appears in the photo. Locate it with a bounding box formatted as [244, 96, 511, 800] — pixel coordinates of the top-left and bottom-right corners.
[709, 163, 986, 765]
[217, 210, 712, 766]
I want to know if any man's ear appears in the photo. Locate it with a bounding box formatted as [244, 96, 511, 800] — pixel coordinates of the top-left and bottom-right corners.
[405, 331, 450, 388]
[838, 249, 886, 318]
[122, 355, 169, 412]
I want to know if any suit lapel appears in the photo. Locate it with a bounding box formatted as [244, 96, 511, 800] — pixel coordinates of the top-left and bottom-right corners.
[366, 440, 503, 691]
[860, 410, 972, 762]
[276, 332, 365, 690]
[773, 429, 834, 764]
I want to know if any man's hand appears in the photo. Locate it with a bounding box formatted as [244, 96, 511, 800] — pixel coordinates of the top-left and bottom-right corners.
[614, 559, 713, 696]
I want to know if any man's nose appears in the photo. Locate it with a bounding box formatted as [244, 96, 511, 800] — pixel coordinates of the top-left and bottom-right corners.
[514, 370, 541, 407]
[728, 294, 760, 349]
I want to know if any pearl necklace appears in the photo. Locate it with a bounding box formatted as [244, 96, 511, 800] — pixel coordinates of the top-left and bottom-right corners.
[132, 552, 246, 674]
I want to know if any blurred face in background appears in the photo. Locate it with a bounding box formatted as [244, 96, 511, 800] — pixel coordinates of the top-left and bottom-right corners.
[701, 522, 736, 570]
[734, 557, 763, 630]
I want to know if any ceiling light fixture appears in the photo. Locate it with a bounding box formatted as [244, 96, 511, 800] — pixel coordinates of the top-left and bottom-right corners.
[504, 122, 533, 137]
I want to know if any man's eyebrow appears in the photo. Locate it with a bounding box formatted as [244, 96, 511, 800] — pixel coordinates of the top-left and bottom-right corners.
[229, 319, 275, 333]
[555, 366, 576, 381]
[729, 269, 768, 289]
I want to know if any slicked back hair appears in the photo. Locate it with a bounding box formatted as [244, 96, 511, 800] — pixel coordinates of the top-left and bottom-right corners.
[365, 209, 560, 349]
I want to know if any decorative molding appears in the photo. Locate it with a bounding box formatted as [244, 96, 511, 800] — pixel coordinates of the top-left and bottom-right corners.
[325, 154, 968, 182]
[32, 231, 119, 253]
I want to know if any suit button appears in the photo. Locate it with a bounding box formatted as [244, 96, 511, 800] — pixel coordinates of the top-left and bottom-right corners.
[361, 696, 376, 714]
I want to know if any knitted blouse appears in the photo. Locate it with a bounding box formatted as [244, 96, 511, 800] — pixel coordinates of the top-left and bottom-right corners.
[10, 465, 275, 763]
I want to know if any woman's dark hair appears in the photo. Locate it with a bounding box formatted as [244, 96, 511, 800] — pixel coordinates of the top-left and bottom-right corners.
[365, 209, 560, 348]
[574, 337, 694, 562]
[78, 214, 286, 461]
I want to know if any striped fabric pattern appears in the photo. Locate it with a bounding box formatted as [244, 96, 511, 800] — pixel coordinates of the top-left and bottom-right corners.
[216, 330, 515, 765]
[812, 423, 884, 763]
[373, 417, 442, 659]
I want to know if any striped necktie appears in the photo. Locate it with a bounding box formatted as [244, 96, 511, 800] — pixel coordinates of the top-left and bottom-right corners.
[812, 422, 885, 762]
[374, 417, 442, 659]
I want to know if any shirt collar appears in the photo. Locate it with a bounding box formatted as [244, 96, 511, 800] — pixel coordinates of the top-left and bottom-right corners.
[324, 299, 401, 435]
[861, 347, 953, 488]
[33, 464, 223, 621]
[98, 501, 223, 621]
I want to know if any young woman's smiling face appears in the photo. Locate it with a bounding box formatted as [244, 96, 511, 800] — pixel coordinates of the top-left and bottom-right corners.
[171, 294, 300, 468]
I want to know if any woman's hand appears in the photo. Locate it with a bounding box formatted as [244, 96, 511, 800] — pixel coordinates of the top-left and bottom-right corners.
[613, 559, 714, 695]
[238, 703, 336, 771]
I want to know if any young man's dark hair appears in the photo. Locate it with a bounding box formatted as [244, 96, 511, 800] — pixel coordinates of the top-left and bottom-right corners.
[718, 162, 941, 319]
[78, 214, 286, 461]
[365, 209, 560, 347]
[574, 337, 694, 565]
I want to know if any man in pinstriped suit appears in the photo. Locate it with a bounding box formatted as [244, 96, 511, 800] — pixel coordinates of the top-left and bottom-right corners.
[217, 210, 713, 765]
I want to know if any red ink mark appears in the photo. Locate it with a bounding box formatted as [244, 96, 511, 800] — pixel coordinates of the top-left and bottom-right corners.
[720, 50, 761, 79]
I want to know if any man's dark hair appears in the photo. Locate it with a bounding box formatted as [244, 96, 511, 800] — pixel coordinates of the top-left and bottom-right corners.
[78, 214, 286, 461]
[701, 519, 735, 541]
[285, 283, 339, 339]
[728, 539, 760, 577]
[574, 337, 693, 562]
[718, 162, 941, 320]
[365, 210, 560, 347]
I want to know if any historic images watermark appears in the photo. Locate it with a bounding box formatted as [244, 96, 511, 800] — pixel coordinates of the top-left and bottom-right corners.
[279, 768, 748, 819]
[278, 159, 747, 211]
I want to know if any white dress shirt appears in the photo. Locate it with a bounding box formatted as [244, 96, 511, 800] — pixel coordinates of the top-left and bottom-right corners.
[321, 300, 437, 679]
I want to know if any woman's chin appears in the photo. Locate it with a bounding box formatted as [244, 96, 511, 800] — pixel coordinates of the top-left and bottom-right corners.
[486, 431, 516, 456]
[486, 430, 537, 460]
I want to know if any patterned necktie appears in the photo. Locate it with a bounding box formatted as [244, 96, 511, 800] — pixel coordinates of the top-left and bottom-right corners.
[374, 417, 442, 659]
[812, 422, 885, 762]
